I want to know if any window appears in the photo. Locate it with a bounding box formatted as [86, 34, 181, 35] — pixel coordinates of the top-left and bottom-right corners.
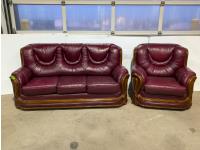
[66, 5, 111, 31]
[115, 5, 160, 31]
[9, 1, 200, 35]
[163, 5, 200, 31]
[14, 5, 62, 30]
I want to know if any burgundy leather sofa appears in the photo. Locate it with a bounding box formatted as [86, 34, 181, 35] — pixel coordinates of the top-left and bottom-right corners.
[10, 43, 129, 110]
[131, 43, 196, 110]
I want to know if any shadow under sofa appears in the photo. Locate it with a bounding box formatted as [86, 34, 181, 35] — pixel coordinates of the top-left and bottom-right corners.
[10, 43, 129, 110]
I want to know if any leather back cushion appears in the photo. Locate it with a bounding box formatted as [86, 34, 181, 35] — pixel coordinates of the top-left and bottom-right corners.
[135, 43, 188, 76]
[21, 43, 121, 76]
[60, 44, 85, 75]
[85, 44, 121, 75]
[21, 44, 60, 76]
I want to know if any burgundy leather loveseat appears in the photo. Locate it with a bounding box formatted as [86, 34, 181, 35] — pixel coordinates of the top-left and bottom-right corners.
[131, 43, 196, 110]
[10, 43, 129, 110]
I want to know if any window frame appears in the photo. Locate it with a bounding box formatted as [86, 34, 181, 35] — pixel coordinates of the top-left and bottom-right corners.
[9, 0, 200, 35]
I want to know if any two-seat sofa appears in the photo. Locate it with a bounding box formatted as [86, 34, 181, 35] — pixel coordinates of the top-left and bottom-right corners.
[10, 43, 129, 109]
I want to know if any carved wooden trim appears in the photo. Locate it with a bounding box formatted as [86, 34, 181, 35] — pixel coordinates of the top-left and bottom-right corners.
[14, 94, 127, 110]
[187, 76, 196, 98]
[15, 98, 127, 110]
[10, 75, 20, 98]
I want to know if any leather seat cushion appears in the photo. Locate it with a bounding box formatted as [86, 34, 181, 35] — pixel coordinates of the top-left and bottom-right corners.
[57, 76, 86, 94]
[22, 77, 58, 96]
[87, 76, 120, 94]
[144, 76, 187, 97]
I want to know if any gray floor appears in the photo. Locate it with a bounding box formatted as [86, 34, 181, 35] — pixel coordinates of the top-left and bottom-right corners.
[2, 93, 200, 150]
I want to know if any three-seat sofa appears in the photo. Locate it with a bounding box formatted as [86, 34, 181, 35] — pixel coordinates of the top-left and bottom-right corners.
[10, 43, 129, 110]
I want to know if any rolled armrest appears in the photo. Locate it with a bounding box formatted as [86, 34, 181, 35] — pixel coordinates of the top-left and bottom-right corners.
[176, 67, 196, 87]
[131, 64, 147, 83]
[10, 67, 32, 86]
[112, 65, 129, 83]
[112, 65, 129, 96]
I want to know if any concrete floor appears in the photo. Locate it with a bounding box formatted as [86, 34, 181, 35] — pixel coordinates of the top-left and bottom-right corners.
[2, 93, 200, 150]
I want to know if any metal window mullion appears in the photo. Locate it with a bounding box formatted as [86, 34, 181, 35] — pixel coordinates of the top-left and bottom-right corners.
[65, 0, 110, 5]
[2, 0, 12, 33]
[165, 1, 200, 5]
[115, 31, 158, 36]
[16, 30, 61, 34]
[12, 0, 200, 5]
[162, 31, 200, 35]
[158, 1, 165, 35]
[115, 1, 160, 5]
[111, 1, 115, 35]
[1, 3, 8, 33]
[62, 2, 67, 33]
[67, 31, 111, 35]
[11, 0, 200, 5]
[9, 1, 17, 33]
[12, 0, 60, 4]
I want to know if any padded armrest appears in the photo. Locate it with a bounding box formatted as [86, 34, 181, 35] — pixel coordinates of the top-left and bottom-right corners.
[176, 67, 196, 87]
[112, 65, 129, 83]
[131, 64, 147, 83]
[11, 67, 32, 86]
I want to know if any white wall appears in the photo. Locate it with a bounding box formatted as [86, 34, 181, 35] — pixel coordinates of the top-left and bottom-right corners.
[1, 34, 200, 95]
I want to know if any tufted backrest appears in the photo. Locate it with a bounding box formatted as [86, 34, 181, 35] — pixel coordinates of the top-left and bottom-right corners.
[20, 43, 121, 76]
[134, 43, 188, 77]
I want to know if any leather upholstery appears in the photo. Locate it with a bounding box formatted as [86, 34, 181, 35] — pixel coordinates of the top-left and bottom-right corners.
[144, 77, 187, 97]
[11, 43, 129, 109]
[112, 65, 129, 83]
[135, 44, 187, 76]
[21, 43, 121, 76]
[57, 76, 86, 94]
[20, 93, 121, 100]
[87, 76, 120, 94]
[22, 77, 58, 96]
[60, 44, 85, 75]
[12, 67, 32, 86]
[21, 44, 60, 76]
[131, 43, 196, 110]
[85, 44, 121, 75]
[176, 67, 196, 86]
[131, 64, 147, 83]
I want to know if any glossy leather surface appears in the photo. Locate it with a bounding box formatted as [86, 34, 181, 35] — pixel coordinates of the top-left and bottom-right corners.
[112, 65, 129, 83]
[22, 77, 58, 96]
[12, 67, 32, 86]
[144, 76, 187, 97]
[11, 43, 129, 109]
[140, 91, 187, 100]
[131, 64, 147, 83]
[20, 92, 121, 100]
[135, 43, 187, 76]
[57, 76, 86, 94]
[85, 44, 121, 75]
[131, 43, 196, 110]
[21, 43, 121, 76]
[19, 43, 123, 95]
[87, 76, 120, 94]
[176, 67, 196, 86]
